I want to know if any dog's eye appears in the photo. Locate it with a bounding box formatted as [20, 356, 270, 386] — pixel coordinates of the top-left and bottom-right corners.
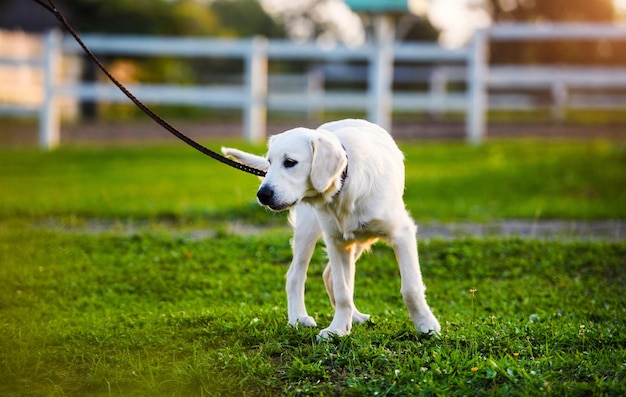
[283, 158, 298, 168]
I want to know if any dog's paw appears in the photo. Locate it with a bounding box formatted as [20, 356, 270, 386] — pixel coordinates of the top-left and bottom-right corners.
[289, 316, 317, 328]
[317, 326, 350, 341]
[414, 312, 441, 335]
[352, 310, 371, 324]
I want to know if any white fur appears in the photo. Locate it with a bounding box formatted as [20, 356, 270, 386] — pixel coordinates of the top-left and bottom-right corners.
[222, 119, 440, 338]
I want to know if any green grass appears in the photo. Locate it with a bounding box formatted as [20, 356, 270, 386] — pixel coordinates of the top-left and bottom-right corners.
[0, 225, 624, 396]
[0, 139, 624, 221]
[0, 139, 625, 395]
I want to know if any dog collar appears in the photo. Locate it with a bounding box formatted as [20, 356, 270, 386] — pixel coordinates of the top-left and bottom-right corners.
[339, 145, 348, 191]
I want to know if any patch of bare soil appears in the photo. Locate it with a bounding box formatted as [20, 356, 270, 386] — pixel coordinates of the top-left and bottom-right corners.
[2, 120, 625, 146]
[34, 218, 625, 241]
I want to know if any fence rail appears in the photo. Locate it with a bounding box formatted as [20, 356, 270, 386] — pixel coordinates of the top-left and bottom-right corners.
[1, 23, 626, 149]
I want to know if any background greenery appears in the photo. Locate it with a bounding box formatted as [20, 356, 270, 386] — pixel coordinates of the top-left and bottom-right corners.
[0, 140, 624, 221]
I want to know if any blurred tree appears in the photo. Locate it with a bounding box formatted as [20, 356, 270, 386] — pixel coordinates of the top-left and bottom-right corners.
[261, 0, 365, 43]
[482, 0, 623, 65]
[211, 0, 286, 38]
[63, 0, 285, 37]
[397, 15, 440, 42]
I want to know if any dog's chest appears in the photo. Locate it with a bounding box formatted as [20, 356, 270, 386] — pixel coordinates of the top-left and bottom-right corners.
[318, 205, 387, 242]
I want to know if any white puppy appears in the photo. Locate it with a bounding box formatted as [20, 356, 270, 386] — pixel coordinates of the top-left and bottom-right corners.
[222, 119, 440, 338]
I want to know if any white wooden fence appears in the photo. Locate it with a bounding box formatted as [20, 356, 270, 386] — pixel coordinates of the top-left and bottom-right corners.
[1, 23, 625, 149]
[480, 23, 626, 128]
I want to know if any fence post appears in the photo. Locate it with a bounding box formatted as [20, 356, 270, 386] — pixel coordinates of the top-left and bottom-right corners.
[306, 67, 324, 122]
[467, 28, 488, 144]
[40, 29, 62, 150]
[243, 36, 268, 143]
[367, 14, 395, 133]
[551, 82, 568, 121]
[429, 66, 448, 118]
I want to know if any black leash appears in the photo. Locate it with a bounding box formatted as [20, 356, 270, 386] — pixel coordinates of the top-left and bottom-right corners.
[33, 0, 266, 177]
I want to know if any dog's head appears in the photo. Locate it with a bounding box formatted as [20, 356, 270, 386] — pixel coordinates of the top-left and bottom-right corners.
[222, 127, 347, 211]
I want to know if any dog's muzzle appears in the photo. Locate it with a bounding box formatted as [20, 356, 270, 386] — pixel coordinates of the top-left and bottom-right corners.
[257, 185, 274, 206]
[257, 185, 296, 211]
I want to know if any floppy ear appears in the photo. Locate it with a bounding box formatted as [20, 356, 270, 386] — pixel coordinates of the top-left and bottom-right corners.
[221, 147, 269, 172]
[310, 132, 347, 194]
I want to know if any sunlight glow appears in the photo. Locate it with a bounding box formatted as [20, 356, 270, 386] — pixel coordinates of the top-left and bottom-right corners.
[428, 0, 491, 48]
[616, 0, 626, 15]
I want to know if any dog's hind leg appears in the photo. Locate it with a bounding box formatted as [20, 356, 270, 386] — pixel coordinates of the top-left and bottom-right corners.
[322, 243, 371, 325]
[286, 205, 321, 328]
[390, 216, 441, 335]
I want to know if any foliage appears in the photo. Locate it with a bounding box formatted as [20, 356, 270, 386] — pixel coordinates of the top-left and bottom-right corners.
[0, 225, 624, 396]
[63, 0, 285, 38]
[400, 17, 440, 42]
[211, 0, 286, 39]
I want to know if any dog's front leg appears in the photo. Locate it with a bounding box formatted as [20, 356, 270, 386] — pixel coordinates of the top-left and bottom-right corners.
[322, 243, 371, 325]
[286, 206, 321, 328]
[319, 240, 356, 339]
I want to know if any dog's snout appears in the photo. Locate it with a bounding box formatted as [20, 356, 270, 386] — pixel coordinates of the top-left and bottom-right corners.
[257, 185, 274, 205]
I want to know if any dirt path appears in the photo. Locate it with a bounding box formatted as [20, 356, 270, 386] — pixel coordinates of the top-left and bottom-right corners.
[417, 219, 624, 241]
[2, 120, 625, 146]
[35, 218, 625, 241]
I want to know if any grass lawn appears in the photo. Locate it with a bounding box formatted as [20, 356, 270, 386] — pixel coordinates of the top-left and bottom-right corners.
[0, 139, 624, 221]
[0, 139, 625, 395]
[0, 227, 624, 396]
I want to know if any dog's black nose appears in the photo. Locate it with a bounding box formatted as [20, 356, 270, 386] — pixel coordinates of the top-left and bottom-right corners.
[257, 185, 274, 205]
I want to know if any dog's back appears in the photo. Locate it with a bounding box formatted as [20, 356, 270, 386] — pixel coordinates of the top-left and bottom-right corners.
[318, 119, 406, 212]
